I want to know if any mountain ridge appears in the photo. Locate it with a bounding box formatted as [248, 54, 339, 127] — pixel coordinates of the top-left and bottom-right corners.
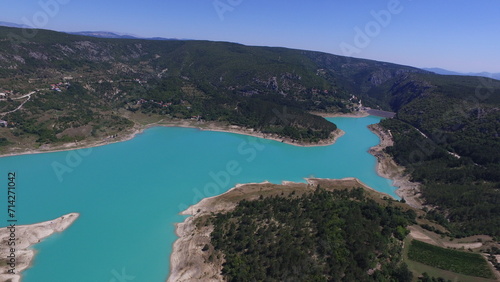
[422, 67, 500, 80]
[3, 22, 498, 77]
[66, 31, 184, 41]
[0, 21, 32, 29]
[0, 21, 188, 41]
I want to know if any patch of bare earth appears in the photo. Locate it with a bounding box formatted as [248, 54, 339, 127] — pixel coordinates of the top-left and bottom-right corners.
[56, 125, 93, 139]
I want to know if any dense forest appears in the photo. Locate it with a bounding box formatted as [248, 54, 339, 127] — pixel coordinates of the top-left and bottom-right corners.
[376, 73, 500, 238]
[211, 188, 416, 281]
[380, 116, 500, 237]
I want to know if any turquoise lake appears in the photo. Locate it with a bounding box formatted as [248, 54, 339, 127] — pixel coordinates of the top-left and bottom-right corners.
[0, 116, 397, 281]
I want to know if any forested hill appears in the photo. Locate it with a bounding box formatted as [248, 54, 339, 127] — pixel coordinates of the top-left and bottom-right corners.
[0, 25, 430, 147]
[211, 187, 415, 281]
[2, 26, 498, 147]
[1, 26, 500, 237]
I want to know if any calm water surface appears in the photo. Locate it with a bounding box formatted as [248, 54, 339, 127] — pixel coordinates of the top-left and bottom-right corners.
[0, 116, 397, 281]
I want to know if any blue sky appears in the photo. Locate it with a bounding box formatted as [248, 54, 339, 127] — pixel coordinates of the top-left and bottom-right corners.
[1, 0, 499, 73]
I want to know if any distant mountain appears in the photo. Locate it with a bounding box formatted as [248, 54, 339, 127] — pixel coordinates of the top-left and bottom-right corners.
[67, 31, 180, 41]
[423, 67, 500, 80]
[67, 31, 138, 39]
[422, 68, 461, 75]
[0, 23, 182, 41]
[0, 21, 32, 29]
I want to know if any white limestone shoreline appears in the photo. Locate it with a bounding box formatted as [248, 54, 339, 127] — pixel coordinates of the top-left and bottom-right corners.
[0, 213, 79, 282]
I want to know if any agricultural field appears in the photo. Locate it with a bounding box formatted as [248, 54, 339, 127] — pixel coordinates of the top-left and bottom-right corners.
[408, 240, 495, 279]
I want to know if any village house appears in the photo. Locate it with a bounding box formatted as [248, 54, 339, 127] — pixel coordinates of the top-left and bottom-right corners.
[0, 120, 8, 127]
[50, 82, 70, 92]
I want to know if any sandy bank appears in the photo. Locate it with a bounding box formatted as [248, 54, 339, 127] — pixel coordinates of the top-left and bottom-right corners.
[368, 124, 424, 209]
[198, 124, 345, 148]
[168, 178, 401, 281]
[1, 115, 347, 159]
[408, 225, 484, 249]
[0, 213, 79, 282]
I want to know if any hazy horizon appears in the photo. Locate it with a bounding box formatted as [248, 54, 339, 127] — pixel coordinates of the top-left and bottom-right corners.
[1, 0, 499, 73]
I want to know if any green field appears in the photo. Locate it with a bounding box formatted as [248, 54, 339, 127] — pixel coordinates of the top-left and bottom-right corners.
[408, 240, 494, 279]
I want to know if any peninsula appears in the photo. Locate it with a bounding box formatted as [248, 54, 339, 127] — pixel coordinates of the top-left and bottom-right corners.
[0, 213, 79, 282]
[169, 178, 415, 281]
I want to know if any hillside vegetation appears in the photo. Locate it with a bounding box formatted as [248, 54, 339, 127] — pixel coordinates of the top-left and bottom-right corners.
[0, 26, 499, 239]
[210, 187, 415, 281]
[378, 75, 500, 237]
[0, 26, 427, 147]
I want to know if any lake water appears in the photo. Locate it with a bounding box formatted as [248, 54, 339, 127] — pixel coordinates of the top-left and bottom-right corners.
[0, 116, 397, 281]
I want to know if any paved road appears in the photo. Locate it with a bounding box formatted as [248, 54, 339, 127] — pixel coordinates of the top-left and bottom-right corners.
[366, 109, 396, 118]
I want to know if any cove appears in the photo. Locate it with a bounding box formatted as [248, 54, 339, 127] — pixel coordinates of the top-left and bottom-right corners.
[0, 116, 396, 281]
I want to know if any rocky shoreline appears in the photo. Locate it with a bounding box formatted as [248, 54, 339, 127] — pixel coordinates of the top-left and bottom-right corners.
[367, 123, 424, 209]
[0, 213, 79, 282]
